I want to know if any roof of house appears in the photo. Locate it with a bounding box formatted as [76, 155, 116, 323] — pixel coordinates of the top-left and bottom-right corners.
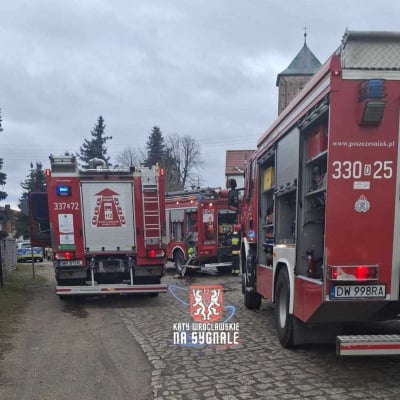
[225, 150, 255, 175]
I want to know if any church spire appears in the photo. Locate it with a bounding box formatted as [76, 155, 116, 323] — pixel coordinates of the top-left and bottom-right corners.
[276, 28, 322, 114]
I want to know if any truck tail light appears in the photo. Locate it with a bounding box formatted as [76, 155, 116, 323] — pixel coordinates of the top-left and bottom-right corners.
[147, 249, 165, 258]
[147, 250, 156, 258]
[199, 250, 211, 255]
[55, 251, 74, 261]
[330, 265, 378, 281]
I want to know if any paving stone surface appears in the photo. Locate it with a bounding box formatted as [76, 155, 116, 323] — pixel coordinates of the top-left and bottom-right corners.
[121, 267, 400, 399]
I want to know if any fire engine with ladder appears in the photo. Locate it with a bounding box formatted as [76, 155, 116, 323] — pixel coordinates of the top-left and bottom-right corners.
[29, 154, 167, 297]
[239, 30, 400, 355]
[165, 187, 239, 275]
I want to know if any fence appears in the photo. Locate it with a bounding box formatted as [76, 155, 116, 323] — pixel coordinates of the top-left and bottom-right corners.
[0, 238, 17, 283]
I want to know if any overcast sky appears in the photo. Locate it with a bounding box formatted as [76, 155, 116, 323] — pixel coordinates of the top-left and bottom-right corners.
[1, 0, 399, 209]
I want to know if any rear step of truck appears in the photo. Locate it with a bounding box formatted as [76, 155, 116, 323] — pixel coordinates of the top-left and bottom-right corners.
[203, 262, 232, 269]
[337, 335, 400, 356]
[56, 283, 168, 296]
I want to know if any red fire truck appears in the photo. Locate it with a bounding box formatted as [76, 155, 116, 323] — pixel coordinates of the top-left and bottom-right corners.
[239, 30, 400, 355]
[29, 154, 168, 297]
[165, 187, 239, 275]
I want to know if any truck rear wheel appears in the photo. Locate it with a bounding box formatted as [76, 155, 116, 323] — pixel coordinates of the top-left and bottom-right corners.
[243, 251, 261, 309]
[175, 251, 186, 275]
[58, 295, 72, 301]
[274, 268, 294, 347]
[216, 265, 231, 274]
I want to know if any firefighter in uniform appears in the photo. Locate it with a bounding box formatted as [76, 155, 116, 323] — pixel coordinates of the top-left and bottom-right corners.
[231, 224, 241, 276]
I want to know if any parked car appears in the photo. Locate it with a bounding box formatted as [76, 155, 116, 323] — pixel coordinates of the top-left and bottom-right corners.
[16, 241, 44, 262]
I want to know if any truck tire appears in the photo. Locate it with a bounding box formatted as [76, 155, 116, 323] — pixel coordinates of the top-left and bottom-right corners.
[274, 268, 294, 347]
[216, 265, 231, 274]
[243, 251, 261, 309]
[244, 288, 262, 309]
[174, 251, 186, 275]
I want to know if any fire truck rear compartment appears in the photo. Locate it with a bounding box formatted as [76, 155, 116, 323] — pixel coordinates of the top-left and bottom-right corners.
[90, 256, 163, 284]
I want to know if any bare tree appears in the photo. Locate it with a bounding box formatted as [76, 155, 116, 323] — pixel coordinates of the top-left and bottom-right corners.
[165, 133, 202, 190]
[116, 146, 144, 168]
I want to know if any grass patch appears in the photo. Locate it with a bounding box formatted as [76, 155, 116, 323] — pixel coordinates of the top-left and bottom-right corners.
[0, 264, 48, 358]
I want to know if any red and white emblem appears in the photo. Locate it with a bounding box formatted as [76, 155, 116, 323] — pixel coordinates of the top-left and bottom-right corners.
[91, 188, 126, 227]
[190, 285, 224, 322]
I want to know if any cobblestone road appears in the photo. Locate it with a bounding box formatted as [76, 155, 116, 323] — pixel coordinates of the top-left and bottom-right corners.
[120, 266, 400, 400]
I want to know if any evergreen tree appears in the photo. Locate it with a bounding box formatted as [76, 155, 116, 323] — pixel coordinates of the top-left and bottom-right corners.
[79, 116, 112, 168]
[0, 107, 3, 133]
[14, 162, 46, 239]
[20, 162, 46, 193]
[0, 109, 7, 237]
[0, 158, 6, 202]
[144, 126, 165, 167]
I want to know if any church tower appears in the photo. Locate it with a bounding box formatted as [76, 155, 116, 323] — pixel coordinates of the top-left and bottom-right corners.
[276, 31, 321, 115]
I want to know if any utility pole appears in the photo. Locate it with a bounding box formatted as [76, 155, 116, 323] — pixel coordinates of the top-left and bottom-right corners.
[0, 108, 4, 286]
[0, 240, 3, 287]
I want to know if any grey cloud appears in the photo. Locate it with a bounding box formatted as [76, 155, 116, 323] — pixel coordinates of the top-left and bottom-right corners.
[2, 0, 400, 209]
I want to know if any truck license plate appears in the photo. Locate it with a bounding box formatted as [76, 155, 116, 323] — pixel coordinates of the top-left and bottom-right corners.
[59, 260, 83, 267]
[330, 285, 386, 299]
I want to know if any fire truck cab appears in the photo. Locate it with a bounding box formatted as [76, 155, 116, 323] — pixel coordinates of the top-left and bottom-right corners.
[165, 187, 239, 275]
[241, 30, 400, 355]
[30, 154, 168, 297]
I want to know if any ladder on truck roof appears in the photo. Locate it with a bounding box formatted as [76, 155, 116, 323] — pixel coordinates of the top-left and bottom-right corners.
[141, 169, 162, 246]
